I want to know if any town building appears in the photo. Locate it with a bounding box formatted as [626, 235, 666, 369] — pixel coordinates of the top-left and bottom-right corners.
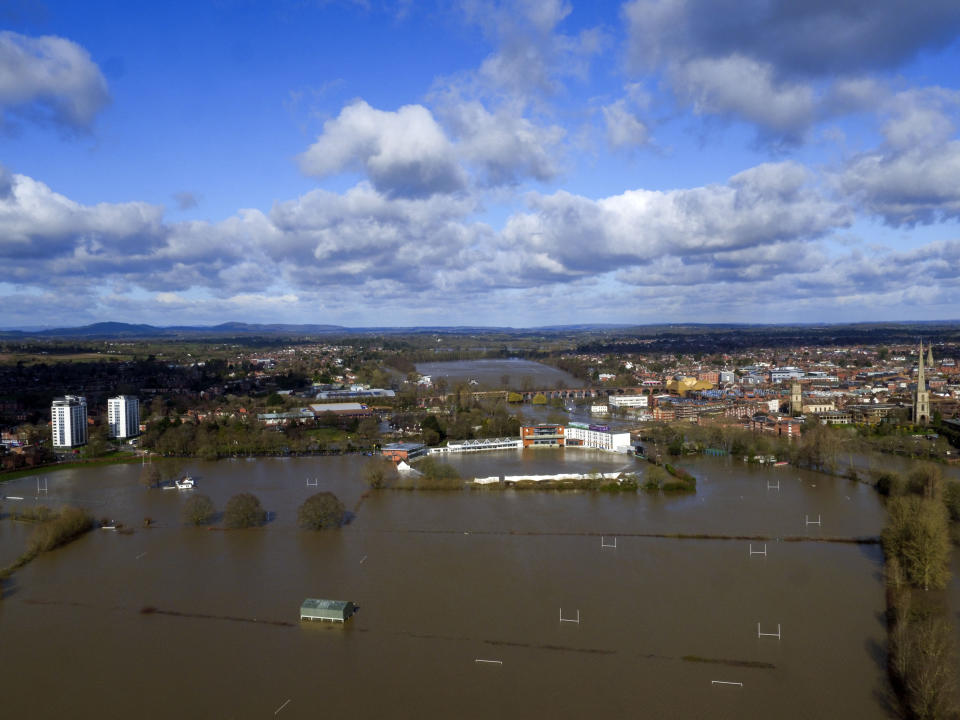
[564, 423, 631, 452]
[520, 424, 565, 448]
[107, 395, 140, 439]
[382, 442, 428, 462]
[308, 402, 374, 420]
[848, 403, 899, 424]
[51, 395, 88, 448]
[816, 410, 853, 425]
[608, 394, 649, 408]
[802, 402, 836, 415]
[590, 404, 609, 415]
[771, 367, 803, 383]
[429, 438, 523, 454]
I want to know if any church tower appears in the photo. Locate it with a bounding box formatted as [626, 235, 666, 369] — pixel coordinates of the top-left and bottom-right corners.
[927, 343, 934, 369]
[790, 380, 802, 416]
[914, 341, 930, 425]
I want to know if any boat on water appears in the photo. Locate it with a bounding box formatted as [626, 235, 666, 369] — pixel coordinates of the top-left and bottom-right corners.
[174, 476, 195, 489]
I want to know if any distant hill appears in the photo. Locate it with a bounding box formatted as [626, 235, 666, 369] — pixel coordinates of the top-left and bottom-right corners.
[0, 321, 349, 339]
[1, 319, 959, 344]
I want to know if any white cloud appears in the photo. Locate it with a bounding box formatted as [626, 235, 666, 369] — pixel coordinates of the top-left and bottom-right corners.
[672, 55, 816, 141]
[0, 30, 109, 130]
[440, 99, 565, 185]
[621, 0, 960, 142]
[837, 88, 960, 225]
[504, 161, 851, 273]
[298, 100, 466, 198]
[602, 99, 649, 148]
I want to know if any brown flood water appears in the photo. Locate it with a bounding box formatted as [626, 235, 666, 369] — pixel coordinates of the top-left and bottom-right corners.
[1, 452, 893, 718]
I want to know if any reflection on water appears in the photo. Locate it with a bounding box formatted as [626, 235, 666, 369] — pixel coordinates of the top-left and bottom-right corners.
[0, 454, 890, 718]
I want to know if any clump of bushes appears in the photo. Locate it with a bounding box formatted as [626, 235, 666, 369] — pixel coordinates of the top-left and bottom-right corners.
[643, 463, 697, 493]
[182, 494, 216, 526]
[298, 492, 345, 530]
[11, 506, 56, 523]
[395, 457, 463, 490]
[600, 474, 638, 492]
[223, 493, 266, 529]
[3, 506, 96, 582]
[27, 507, 95, 555]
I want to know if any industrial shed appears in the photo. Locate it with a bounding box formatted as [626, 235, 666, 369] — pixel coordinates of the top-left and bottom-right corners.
[300, 598, 356, 623]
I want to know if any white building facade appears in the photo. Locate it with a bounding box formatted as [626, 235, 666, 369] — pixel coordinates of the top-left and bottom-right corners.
[608, 394, 649, 408]
[565, 423, 632, 452]
[51, 395, 88, 448]
[107, 395, 140, 439]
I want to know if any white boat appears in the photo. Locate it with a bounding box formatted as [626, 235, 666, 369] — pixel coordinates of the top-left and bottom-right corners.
[174, 476, 195, 489]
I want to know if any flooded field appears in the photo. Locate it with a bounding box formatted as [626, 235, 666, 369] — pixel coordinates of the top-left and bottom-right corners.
[0, 453, 892, 718]
[415, 358, 580, 389]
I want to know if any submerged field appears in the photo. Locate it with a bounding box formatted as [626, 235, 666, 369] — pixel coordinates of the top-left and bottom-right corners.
[0, 453, 892, 718]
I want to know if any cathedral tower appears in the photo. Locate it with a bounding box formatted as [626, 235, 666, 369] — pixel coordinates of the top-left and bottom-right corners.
[790, 380, 802, 416]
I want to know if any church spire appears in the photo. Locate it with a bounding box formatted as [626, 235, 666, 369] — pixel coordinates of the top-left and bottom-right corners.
[927, 343, 934, 369]
[918, 340, 926, 393]
[915, 340, 930, 425]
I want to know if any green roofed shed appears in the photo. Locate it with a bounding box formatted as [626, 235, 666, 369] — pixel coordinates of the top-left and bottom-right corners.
[300, 598, 356, 623]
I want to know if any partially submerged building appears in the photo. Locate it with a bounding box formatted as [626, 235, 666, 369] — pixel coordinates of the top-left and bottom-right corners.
[300, 598, 356, 623]
[565, 422, 632, 452]
[520, 424, 565, 448]
[382, 442, 428, 462]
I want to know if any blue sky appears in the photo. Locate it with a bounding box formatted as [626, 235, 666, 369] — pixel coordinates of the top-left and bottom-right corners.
[2, 0, 960, 328]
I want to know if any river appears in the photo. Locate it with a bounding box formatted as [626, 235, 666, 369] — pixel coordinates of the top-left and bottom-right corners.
[0, 453, 893, 718]
[415, 359, 580, 390]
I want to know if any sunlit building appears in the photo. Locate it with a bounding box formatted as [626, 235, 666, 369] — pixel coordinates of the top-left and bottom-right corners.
[107, 395, 140, 439]
[51, 395, 88, 448]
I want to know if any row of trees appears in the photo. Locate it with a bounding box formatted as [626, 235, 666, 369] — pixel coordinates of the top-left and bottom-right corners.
[138, 414, 380, 460]
[644, 419, 954, 476]
[180, 491, 345, 531]
[880, 464, 958, 719]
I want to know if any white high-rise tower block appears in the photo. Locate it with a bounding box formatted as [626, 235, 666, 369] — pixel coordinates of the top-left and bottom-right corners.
[107, 395, 140, 439]
[51, 395, 88, 448]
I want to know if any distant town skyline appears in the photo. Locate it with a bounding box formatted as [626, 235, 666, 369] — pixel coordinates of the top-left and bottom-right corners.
[3, 1, 960, 327]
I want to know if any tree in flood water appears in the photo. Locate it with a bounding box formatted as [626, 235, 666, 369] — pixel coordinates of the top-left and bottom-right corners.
[298, 492, 345, 530]
[363, 457, 394, 489]
[224, 493, 266, 529]
[882, 496, 951, 591]
[182, 493, 216, 526]
[139, 464, 161, 489]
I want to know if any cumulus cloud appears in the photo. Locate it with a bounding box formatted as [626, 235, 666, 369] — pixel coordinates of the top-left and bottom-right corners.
[671, 55, 816, 141]
[0, 30, 109, 130]
[623, 0, 960, 79]
[440, 99, 565, 185]
[298, 100, 467, 198]
[6, 156, 960, 326]
[503, 161, 851, 273]
[0, 169, 164, 267]
[622, 0, 960, 141]
[838, 88, 960, 225]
